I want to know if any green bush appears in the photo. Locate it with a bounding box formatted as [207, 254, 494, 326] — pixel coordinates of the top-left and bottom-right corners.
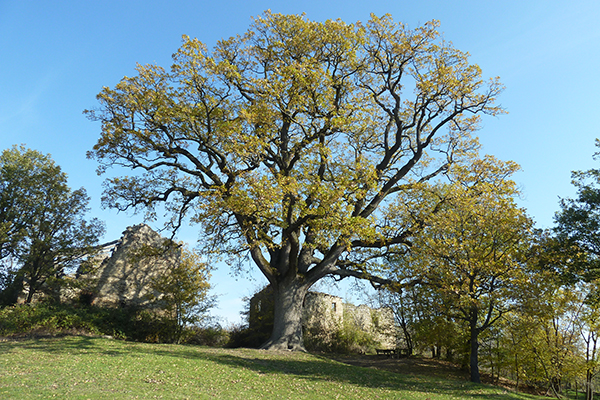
[304, 311, 379, 354]
[330, 321, 379, 354]
[183, 325, 230, 347]
[0, 302, 231, 346]
[0, 303, 161, 341]
[226, 323, 271, 348]
[0, 303, 100, 336]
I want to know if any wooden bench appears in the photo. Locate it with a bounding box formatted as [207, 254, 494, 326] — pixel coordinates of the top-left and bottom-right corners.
[376, 348, 396, 357]
[376, 348, 410, 358]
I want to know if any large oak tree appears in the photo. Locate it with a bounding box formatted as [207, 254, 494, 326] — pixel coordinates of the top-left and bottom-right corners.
[87, 12, 503, 350]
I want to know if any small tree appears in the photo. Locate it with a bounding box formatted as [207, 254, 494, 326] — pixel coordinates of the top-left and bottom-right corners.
[533, 287, 584, 397]
[552, 139, 600, 398]
[0, 146, 104, 304]
[376, 284, 462, 359]
[578, 283, 600, 400]
[145, 243, 213, 343]
[390, 156, 533, 383]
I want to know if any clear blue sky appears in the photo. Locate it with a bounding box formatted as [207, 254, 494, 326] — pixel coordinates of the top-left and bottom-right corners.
[2, 0, 599, 324]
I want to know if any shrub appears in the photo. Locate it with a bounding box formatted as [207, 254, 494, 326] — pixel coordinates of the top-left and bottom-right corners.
[182, 324, 230, 347]
[0, 302, 233, 348]
[0, 303, 99, 337]
[226, 322, 271, 348]
[304, 309, 379, 354]
[0, 303, 167, 341]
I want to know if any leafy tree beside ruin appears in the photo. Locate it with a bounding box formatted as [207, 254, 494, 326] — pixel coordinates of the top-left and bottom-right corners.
[0, 146, 105, 304]
[145, 243, 214, 343]
[87, 12, 504, 350]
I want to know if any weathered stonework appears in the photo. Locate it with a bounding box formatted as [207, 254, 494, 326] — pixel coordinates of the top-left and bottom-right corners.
[85, 224, 180, 308]
[303, 292, 397, 349]
[344, 302, 396, 349]
[249, 287, 397, 349]
[302, 292, 344, 333]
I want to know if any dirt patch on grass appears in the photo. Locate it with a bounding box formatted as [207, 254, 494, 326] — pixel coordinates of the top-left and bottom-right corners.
[324, 354, 543, 395]
[324, 354, 470, 381]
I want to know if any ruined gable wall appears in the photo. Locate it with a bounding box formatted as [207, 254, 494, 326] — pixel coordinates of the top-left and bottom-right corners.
[89, 224, 180, 308]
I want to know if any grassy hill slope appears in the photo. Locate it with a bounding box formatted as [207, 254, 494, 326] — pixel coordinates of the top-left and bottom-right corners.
[0, 336, 542, 399]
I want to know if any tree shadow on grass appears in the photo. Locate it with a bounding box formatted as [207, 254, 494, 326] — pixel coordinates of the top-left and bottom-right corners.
[0, 334, 122, 356]
[158, 348, 540, 399]
[0, 336, 540, 399]
[108, 339, 540, 399]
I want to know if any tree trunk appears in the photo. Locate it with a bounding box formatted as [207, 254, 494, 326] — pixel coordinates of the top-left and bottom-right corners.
[260, 278, 310, 351]
[397, 307, 414, 355]
[25, 276, 37, 303]
[586, 369, 594, 400]
[470, 320, 481, 383]
[514, 353, 520, 393]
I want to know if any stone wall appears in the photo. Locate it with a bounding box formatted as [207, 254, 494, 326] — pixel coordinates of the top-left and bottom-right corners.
[302, 292, 344, 333]
[303, 292, 397, 349]
[84, 224, 181, 308]
[249, 287, 397, 349]
[344, 302, 396, 349]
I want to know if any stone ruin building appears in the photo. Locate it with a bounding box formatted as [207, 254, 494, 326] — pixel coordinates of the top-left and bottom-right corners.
[249, 287, 397, 349]
[83, 224, 180, 308]
[20, 223, 398, 350]
[40, 224, 182, 309]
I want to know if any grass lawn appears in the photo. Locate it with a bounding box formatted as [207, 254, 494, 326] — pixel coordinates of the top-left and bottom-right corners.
[0, 336, 544, 399]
